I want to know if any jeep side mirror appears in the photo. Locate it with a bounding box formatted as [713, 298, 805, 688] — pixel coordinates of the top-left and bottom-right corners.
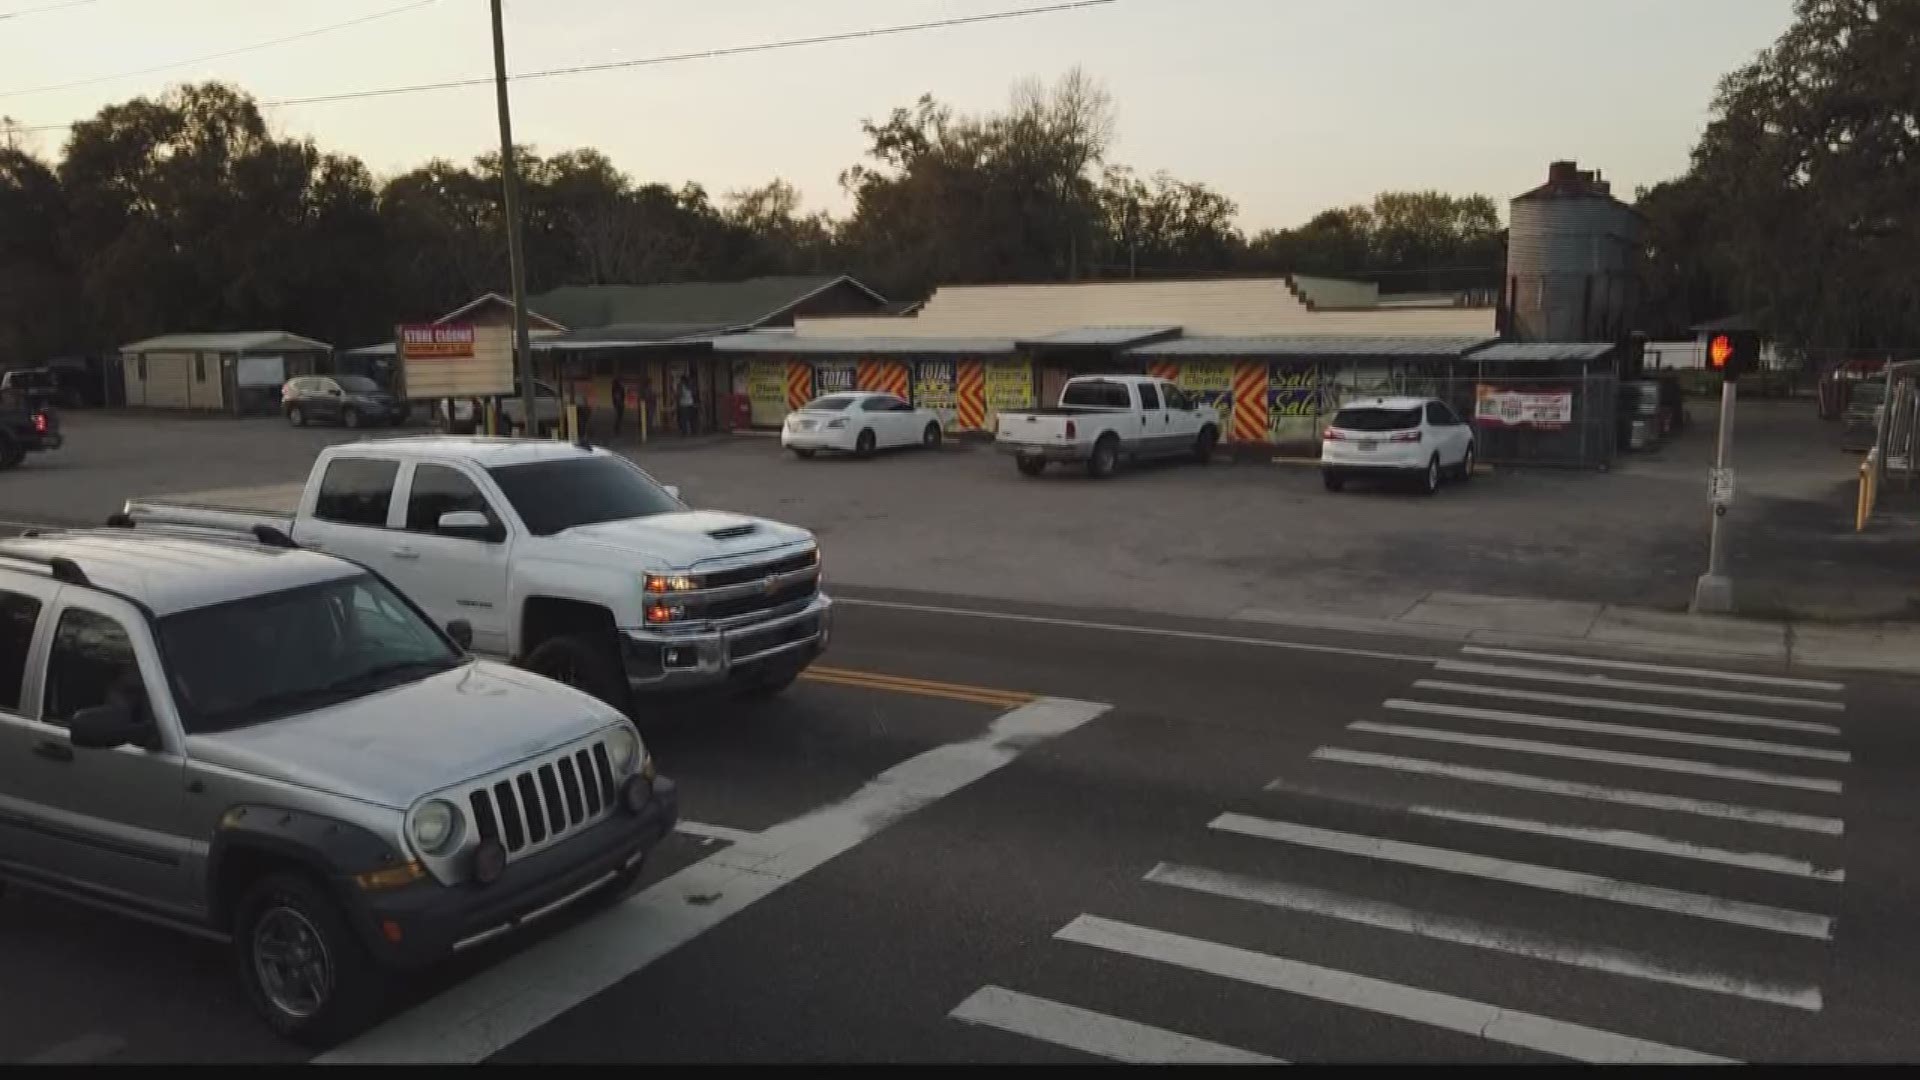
[445, 619, 474, 651]
[437, 510, 502, 542]
[69, 697, 149, 750]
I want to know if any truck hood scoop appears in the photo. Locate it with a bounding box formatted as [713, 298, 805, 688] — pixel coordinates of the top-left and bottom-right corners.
[706, 522, 758, 540]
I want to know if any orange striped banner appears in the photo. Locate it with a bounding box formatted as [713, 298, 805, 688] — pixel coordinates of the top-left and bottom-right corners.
[956, 360, 986, 431]
[1146, 361, 1180, 383]
[858, 359, 910, 400]
[785, 361, 812, 412]
[1231, 361, 1269, 443]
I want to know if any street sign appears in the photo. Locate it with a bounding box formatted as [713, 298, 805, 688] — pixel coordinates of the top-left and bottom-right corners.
[1709, 466, 1736, 507]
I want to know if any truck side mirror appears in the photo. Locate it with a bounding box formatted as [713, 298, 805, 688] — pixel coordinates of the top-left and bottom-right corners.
[445, 619, 474, 651]
[663, 484, 682, 502]
[437, 510, 502, 542]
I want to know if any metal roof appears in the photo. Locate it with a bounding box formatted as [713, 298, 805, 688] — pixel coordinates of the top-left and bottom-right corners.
[1128, 335, 1495, 360]
[0, 530, 357, 616]
[712, 334, 1015, 355]
[1017, 326, 1182, 349]
[121, 331, 331, 354]
[528, 275, 886, 332]
[1467, 342, 1616, 362]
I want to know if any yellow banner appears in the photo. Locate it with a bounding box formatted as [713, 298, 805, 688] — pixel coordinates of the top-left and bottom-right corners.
[1174, 360, 1234, 393]
[984, 361, 1033, 411]
[747, 360, 786, 404]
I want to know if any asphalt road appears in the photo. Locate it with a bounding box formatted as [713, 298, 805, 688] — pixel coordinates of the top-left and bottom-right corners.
[7, 584, 1920, 1063]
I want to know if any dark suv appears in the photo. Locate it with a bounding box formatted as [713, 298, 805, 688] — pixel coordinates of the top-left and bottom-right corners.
[282, 375, 409, 429]
[0, 392, 61, 471]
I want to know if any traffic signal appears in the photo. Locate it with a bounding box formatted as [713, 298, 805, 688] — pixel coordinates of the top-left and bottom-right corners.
[1706, 330, 1760, 381]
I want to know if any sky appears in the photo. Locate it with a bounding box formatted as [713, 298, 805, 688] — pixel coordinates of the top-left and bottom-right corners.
[0, 0, 1797, 232]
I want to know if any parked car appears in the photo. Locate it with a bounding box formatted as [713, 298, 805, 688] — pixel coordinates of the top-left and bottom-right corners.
[282, 375, 409, 429]
[0, 525, 677, 1044]
[0, 393, 62, 470]
[781, 391, 943, 458]
[995, 375, 1219, 478]
[122, 437, 830, 713]
[0, 365, 96, 409]
[1320, 396, 1475, 495]
[434, 380, 563, 437]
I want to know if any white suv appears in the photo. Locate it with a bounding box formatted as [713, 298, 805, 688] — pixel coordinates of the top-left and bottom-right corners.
[1320, 396, 1475, 495]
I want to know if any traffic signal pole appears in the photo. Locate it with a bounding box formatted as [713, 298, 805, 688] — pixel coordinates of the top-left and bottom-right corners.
[1689, 331, 1756, 615]
[1690, 375, 1737, 614]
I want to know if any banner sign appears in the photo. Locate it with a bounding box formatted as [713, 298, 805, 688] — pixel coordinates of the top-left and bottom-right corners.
[914, 359, 957, 429]
[814, 361, 857, 395]
[1475, 385, 1574, 427]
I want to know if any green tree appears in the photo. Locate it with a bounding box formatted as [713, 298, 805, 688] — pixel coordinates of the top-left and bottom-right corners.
[0, 147, 81, 365]
[1096, 165, 1243, 274]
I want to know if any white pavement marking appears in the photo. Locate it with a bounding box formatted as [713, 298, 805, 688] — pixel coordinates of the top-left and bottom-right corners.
[1435, 661, 1845, 712]
[1209, 813, 1833, 940]
[834, 596, 1441, 664]
[1307, 748, 1845, 835]
[1262, 777, 1843, 881]
[1412, 680, 1843, 737]
[1057, 915, 1731, 1063]
[24, 1032, 127, 1064]
[1350, 721, 1845, 794]
[317, 697, 1111, 1064]
[1145, 863, 1823, 1011]
[949, 986, 1283, 1064]
[672, 819, 760, 845]
[1384, 699, 1852, 763]
[1459, 646, 1847, 693]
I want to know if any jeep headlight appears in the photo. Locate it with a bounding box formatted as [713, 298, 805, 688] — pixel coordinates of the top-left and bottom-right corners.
[607, 726, 641, 775]
[411, 799, 463, 856]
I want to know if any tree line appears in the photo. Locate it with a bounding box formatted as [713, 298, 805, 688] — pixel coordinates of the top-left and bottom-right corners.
[1635, 0, 1920, 348]
[0, 68, 1507, 367]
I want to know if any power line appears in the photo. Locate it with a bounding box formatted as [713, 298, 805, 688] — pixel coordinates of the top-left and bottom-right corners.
[0, 0, 101, 21]
[14, 0, 1118, 134]
[1, 0, 439, 100]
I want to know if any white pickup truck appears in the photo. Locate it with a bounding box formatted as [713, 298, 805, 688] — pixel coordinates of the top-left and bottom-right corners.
[995, 374, 1220, 478]
[120, 437, 830, 714]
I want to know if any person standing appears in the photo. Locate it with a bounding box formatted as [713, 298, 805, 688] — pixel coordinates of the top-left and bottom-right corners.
[610, 374, 627, 436]
[677, 374, 697, 437]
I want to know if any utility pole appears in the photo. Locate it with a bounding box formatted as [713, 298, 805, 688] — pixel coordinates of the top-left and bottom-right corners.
[489, 0, 537, 436]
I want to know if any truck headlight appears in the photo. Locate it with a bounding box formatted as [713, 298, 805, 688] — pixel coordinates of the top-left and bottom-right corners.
[607, 726, 642, 775]
[411, 799, 463, 856]
[645, 573, 699, 594]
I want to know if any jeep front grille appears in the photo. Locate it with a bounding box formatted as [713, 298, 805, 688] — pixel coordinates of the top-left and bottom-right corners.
[467, 738, 618, 858]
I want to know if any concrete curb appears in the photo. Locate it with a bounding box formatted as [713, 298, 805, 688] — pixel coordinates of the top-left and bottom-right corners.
[1232, 591, 1920, 678]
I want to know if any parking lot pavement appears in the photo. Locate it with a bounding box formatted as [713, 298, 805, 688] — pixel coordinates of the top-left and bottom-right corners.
[0, 666, 1072, 1065]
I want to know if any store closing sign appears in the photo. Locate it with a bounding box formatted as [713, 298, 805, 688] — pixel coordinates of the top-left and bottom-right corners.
[1175, 360, 1235, 432]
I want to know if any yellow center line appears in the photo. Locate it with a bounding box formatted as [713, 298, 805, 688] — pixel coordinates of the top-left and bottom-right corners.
[799, 665, 1035, 708]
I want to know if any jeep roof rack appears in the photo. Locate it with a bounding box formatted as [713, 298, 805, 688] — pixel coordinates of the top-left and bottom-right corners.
[0, 548, 90, 586]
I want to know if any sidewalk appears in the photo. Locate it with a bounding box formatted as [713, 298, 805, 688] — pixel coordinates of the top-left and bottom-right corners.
[1233, 590, 1920, 677]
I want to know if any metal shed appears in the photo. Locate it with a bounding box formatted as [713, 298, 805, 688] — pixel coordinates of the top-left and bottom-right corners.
[120, 331, 331, 416]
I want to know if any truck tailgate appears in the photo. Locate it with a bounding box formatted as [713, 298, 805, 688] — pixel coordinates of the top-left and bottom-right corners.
[124, 481, 303, 533]
[995, 412, 1078, 447]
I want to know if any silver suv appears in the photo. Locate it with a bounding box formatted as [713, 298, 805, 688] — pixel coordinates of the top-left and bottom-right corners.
[0, 525, 678, 1045]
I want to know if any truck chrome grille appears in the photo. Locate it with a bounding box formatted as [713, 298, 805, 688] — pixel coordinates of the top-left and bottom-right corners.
[691, 548, 820, 623]
[466, 735, 618, 860]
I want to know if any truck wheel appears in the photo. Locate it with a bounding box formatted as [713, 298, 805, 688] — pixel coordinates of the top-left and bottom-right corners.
[1193, 426, 1219, 464]
[234, 871, 386, 1047]
[922, 422, 942, 449]
[0, 436, 21, 471]
[524, 633, 633, 715]
[1016, 457, 1047, 477]
[854, 429, 877, 458]
[287, 405, 306, 428]
[341, 407, 362, 430]
[1087, 435, 1119, 479]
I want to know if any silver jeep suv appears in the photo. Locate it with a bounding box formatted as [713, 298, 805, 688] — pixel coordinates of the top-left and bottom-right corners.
[0, 525, 678, 1045]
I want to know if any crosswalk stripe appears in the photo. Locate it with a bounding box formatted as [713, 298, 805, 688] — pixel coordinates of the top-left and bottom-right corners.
[1350, 721, 1845, 793]
[1385, 699, 1852, 763]
[1436, 661, 1845, 712]
[1458, 646, 1846, 692]
[1056, 915, 1733, 1063]
[1412, 680, 1842, 737]
[1145, 863, 1823, 1010]
[949, 986, 1283, 1064]
[1306, 748, 1844, 834]
[1210, 813, 1833, 939]
[1263, 777, 1844, 880]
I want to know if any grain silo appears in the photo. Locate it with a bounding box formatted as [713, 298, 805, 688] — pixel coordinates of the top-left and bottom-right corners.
[1504, 161, 1643, 342]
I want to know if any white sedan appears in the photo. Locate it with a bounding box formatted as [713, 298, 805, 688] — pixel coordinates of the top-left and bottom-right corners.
[781, 391, 944, 458]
